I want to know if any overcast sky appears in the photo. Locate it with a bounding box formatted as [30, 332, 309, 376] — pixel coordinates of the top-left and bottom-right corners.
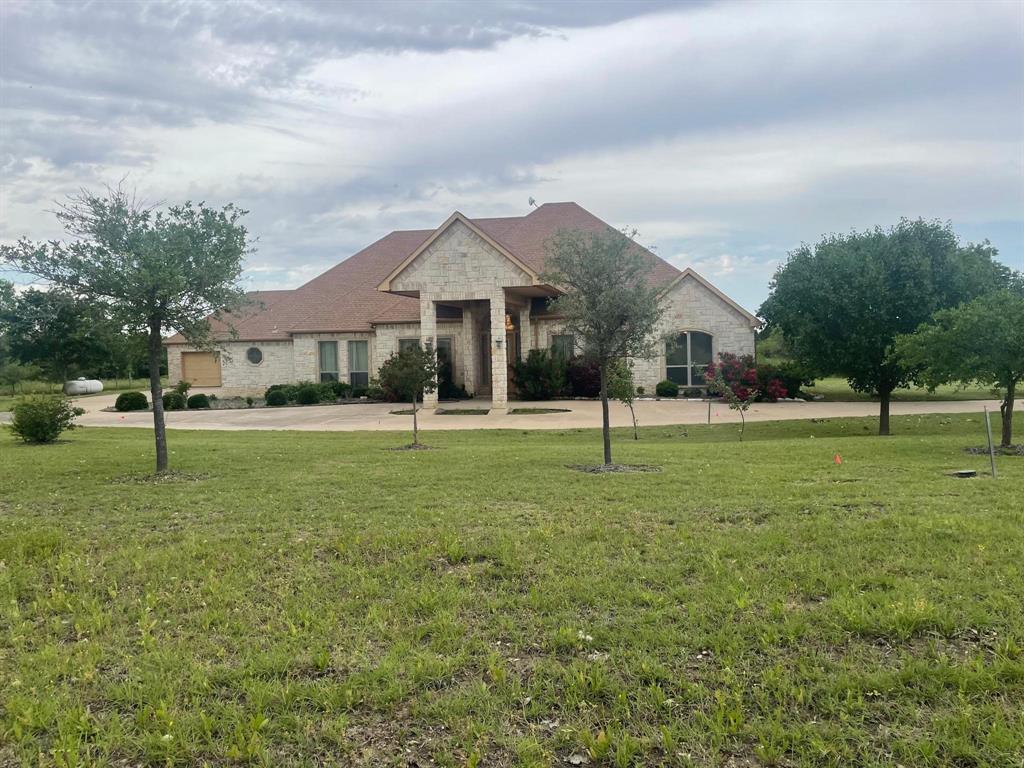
[1, 0, 1022, 311]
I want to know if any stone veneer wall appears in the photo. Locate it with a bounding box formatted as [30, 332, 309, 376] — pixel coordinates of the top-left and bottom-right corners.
[630, 275, 755, 391]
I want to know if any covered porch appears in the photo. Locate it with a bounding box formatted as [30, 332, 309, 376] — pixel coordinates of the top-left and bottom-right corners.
[419, 287, 555, 411]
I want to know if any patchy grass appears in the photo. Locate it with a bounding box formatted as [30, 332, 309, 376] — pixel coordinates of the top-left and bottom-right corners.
[806, 376, 994, 402]
[1, 415, 1021, 766]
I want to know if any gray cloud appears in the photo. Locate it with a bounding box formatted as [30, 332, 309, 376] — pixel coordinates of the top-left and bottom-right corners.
[1, 0, 1021, 310]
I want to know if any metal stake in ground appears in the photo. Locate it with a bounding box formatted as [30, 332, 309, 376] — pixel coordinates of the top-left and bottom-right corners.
[984, 405, 998, 479]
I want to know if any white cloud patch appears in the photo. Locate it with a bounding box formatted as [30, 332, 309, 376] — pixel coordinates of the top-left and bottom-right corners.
[1, 0, 1021, 311]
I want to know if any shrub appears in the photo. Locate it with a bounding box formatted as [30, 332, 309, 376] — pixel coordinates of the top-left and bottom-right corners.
[245, 396, 254, 408]
[329, 380, 352, 399]
[351, 386, 368, 399]
[364, 384, 384, 400]
[114, 391, 148, 411]
[173, 379, 192, 396]
[636, 386, 645, 396]
[266, 389, 288, 406]
[655, 380, 679, 398]
[162, 392, 186, 411]
[567, 357, 602, 397]
[706, 353, 758, 397]
[295, 383, 322, 405]
[682, 387, 703, 398]
[512, 349, 568, 400]
[264, 383, 295, 402]
[757, 361, 812, 400]
[186, 393, 210, 409]
[9, 396, 84, 443]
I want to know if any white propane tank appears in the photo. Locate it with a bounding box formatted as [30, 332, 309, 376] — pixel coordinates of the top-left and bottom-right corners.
[63, 377, 104, 395]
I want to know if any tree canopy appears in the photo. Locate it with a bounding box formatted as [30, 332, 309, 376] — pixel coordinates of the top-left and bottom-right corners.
[895, 290, 1024, 447]
[377, 344, 438, 446]
[1, 186, 251, 472]
[541, 228, 665, 464]
[759, 218, 1010, 435]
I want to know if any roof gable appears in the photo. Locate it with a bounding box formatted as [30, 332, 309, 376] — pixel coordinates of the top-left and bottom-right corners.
[662, 268, 760, 327]
[377, 212, 538, 292]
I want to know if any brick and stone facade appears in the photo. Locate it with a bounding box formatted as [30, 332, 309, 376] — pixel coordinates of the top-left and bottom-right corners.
[164, 204, 757, 405]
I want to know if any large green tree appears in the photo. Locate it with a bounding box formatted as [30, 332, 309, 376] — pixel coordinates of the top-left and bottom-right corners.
[1, 288, 105, 381]
[541, 228, 665, 465]
[1, 187, 251, 472]
[760, 219, 1010, 435]
[895, 290, 1024, 447]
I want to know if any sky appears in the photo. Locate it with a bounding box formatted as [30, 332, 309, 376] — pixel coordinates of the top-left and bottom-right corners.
[1, 0, 1022, 312]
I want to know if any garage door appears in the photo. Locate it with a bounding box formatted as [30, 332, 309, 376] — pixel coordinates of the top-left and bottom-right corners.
[181, 352, 222, 386]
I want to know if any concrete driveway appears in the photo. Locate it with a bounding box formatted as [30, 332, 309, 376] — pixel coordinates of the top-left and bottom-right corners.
[25, 391, 1002, 432]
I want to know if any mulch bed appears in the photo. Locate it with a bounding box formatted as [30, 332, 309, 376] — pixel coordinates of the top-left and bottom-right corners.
[964, 445, 1024, 456]
[567, 463, 662, 474]
[385, 444, 440, 452]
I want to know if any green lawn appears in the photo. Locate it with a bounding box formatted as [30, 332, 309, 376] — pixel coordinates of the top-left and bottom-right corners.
[1, 417, 1021, 766]
[0, 379, 166, 412]
[804, 377, 994, 403]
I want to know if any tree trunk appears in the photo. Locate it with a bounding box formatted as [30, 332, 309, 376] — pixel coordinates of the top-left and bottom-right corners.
[629, 403, 638, 440]
[147, 322, 169, 473]
[412, 394, 419, 446]
[739, 408, 746, 441]
[878, 387, 892, 436]
[600, 365, 612, 465]
[1000, 381, 1015, 448]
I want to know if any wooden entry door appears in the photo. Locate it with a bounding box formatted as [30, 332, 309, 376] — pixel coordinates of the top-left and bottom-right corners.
[181, 352, 222, 386]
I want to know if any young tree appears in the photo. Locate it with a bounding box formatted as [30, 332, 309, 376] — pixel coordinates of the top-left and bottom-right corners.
[376, 344, 438, 446]
[760, 219, 1009, 435]
[0, 361, 43, 395]
[541, 228, 665, 465]
[707, 365, 760, 441]
[1, 187, 250, 472]
[607, 360, 639, 440]
[895, 290, 1024, 447]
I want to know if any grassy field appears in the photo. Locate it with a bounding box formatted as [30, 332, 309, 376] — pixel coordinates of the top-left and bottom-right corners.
[802, 377, 993, 403]
[1, 417, 1021, 766]
[0, 379, 167, 412]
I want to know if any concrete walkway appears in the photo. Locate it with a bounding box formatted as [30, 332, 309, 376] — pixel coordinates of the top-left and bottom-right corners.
[12, 391, 1000, 432]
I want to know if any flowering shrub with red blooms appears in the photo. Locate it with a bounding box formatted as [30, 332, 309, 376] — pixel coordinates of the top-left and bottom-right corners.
[706, 352, 789, 402]
[706, 353, 758, 393]
[764, 378, 789, 401]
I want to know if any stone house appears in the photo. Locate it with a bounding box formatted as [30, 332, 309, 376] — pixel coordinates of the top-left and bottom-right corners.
[165, 202, 757, 408]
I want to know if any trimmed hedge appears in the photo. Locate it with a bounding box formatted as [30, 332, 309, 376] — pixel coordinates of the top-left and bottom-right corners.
[186, 393, 211, 409]
[114, 391, 148, 412]
[655, 380, 679, 398]
[162, 392, 186, 411]
[266, 389, 288, 406]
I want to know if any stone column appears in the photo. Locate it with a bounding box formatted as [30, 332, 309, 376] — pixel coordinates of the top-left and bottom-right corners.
[489, 291, 508, 410]
[461, 306, 476, 397]
[420, 293, 439, 409]
[519, 305, 532, 359]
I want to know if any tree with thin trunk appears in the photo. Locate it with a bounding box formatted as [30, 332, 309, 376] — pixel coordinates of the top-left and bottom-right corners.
[895, 289, 1024, 448]
[760, 219, 1010, 435]
[1, 186, 250, 473]
[377, 344, 438, 447]
[541, 228, 665, 465]
[608, 360, 639, 440]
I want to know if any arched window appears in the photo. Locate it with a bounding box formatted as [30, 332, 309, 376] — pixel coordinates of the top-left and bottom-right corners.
[246, 346, 264, 365]
[665, 331, 713, 386]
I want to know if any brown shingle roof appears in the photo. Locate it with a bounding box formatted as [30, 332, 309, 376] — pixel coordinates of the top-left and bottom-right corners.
[166, 202, 685, 343]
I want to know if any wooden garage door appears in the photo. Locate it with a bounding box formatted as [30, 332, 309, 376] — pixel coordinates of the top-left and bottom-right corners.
[181, 352, 222, 386]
